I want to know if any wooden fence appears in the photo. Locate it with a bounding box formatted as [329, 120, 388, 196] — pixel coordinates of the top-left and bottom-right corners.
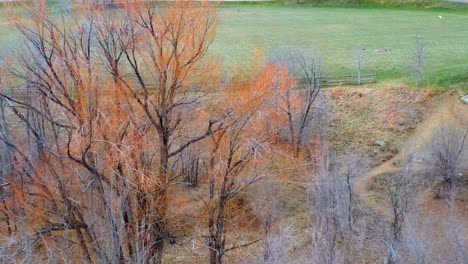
[316, 73, 376, 87]
[0, 73, 377, 99]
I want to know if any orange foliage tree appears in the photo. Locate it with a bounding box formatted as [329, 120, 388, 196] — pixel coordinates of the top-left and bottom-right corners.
[0, 1, 224, 263]
[0, 2, 316, 263]
[201, 62, 297, 264]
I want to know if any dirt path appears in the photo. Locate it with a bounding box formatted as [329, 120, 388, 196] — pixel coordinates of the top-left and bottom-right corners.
[355, 94, 468, 219]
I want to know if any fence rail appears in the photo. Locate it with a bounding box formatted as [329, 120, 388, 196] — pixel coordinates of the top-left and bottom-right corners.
[0, 73, 377, 99]
[316, 73, 376, 87]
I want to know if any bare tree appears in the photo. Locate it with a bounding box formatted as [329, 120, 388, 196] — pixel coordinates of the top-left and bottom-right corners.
[309, 150, 367, 264]
[428, 124, 467, 201]
[383, 233, 401, 264]
[447, 217, 468, 264]
[264, 225, 295, 264]
[379, 155, 416, 264]
[0, 99, 12, 180]
[249, 182, 294, 264]
[404, 214, 434, 264]
[385, 171, 410, 242]
[270, 49, 324, 157]
[310, 144, 345, 264]
[179, 146, 202, 188]
[204, 113, 265, 264]
[333, 152, 367, 234]
[252, 183, 279, 263]
[353, 48, 365, 85]
[414, 34, 425, 91]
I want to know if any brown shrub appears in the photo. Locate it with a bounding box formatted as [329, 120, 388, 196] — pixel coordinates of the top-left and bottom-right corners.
[330, 86, 350, 99]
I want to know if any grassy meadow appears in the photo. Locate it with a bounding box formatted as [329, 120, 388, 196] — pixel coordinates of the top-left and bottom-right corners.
[213, 6, 468, 89]
[1, 4, 467, 89]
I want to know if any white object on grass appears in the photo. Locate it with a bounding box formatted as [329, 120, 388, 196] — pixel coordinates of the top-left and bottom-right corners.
[461, 95, 468, 104]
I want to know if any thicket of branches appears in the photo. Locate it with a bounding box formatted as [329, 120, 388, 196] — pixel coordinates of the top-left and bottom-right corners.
[0, 1, 327, 263]
[0, 1, 466, 264]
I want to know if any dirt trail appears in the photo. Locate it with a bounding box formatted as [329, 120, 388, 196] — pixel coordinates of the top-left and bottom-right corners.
[355, 94, 468, 219]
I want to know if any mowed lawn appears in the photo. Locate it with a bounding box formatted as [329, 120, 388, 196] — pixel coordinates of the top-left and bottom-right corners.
[0, 6, 467, 89]
[212, 6, 468, 89]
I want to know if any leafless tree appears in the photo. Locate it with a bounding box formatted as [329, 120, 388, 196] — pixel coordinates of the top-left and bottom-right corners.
[380, 154, 416, 264]
[310, 151, 367, 264]
[414, 34, 425, 91]
[310, 144, 343, 264]
[264, 225, 295, 264]
[403, 211, 468, 264]
[385, 172, 410, 242]
[382, 232, 401, 264]
[353, 48, 365, 85]
[270, 49, 324, 157]
[179, 146, 202, 187]
[428, 124, 467, 201]
[251, 182, 278, 263]
[249, 182, 295, 264]
[404, 214, 434, 264]
[333, 152, 367, 234]
[204, 113, 266, 264]
[0, 100, 12, 180]
[447, 217, 468, 264]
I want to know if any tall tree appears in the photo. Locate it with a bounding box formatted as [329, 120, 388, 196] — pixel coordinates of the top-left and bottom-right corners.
[0, 1, 222, 263]
[414, 34, 425, 91]
[270, 50, 323, 157]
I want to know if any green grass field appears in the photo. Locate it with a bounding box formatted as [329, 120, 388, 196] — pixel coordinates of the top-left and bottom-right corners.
[1, 5, 467, 90]
[212, 6, 468, 89]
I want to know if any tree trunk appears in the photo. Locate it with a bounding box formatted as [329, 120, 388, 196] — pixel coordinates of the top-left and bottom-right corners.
[209, 196, 227, 264]
[150, 128, 170, 264]
[357, 68, 361, 85]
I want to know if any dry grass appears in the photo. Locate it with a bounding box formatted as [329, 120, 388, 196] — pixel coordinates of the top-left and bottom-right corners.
[355, 91, 468, 245]
[160, 87, 463, 263]
[327, 85, 435, 165]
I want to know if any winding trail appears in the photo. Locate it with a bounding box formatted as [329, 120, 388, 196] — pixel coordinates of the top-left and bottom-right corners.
[355, 94, 468, 218]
